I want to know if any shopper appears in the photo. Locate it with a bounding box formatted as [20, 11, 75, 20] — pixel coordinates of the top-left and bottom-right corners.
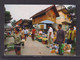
[32, 27, 36, 41]
[56, 24, 65, 55]
[47, 26, 54, 48]
[67, 26, 75, 44]
[74, 26, 76, 30]
[67, 26, 76, 53]
[26, 28, 29, 37]
[23, 28, 28, 41]
[14, 27, 21, 55]
[20, 28, 25, 48]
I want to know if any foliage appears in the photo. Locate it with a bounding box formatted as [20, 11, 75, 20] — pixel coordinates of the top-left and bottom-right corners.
[67, 6, 76, 26]
[5, 11, 12, 24]
[11, 20, 16, 27]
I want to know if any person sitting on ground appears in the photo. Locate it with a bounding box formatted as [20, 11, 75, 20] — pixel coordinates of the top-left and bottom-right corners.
[39, 30, 43, 35]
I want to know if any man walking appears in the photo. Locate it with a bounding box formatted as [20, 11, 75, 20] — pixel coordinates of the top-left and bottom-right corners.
[23, 28, 28, 41]
[32, 27, 36, 41]
[56, 24, 65, 55]
[47, 26, 54, 48]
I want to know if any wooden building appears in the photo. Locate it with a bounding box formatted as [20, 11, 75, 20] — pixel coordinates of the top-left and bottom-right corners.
[56, 5, 71, 24]
[55, 5, 71, 31]
[15, 19, 32, 28]
[30, 5, 59, 24]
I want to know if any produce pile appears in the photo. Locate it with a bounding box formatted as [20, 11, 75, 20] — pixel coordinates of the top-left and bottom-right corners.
[36, 34, 48, 44]
[4, 43, 15, 51]
[49, 44, 72, 54]
[50, 44, 59, 54]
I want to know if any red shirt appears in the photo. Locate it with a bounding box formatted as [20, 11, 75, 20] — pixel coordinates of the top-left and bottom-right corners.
[32, 29, 36, 34]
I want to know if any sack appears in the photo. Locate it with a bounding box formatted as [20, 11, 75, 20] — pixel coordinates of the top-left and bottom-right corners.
[64, 44, 72, 53]
[49, 44, 59, 53]
[7, 44, 14, 51]
[21, 39, 25, 43]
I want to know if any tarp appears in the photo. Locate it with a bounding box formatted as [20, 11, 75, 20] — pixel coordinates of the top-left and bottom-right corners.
[40, 20, 54, 24]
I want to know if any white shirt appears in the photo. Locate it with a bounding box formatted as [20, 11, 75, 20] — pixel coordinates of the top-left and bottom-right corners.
[26, 29, 28, 33]
[39, 31, 43, 34]
[48, 27, 54, 39]
[24, 29, 27, 34]
[74, 27, 76, 30]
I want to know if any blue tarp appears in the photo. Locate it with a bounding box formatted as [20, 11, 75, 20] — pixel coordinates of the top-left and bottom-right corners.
[40, 20, 54, 24]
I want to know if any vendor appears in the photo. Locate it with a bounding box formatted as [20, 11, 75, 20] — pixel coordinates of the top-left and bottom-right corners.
[13, 27, 22, 55]
[39, 30, 43, 35]
[47, 26, 54, 48]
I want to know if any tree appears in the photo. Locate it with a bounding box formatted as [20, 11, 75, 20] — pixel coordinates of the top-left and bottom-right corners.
[67, 6, 76, 26]
[11, 20, 16, 27]
[5, 11, 12, 24]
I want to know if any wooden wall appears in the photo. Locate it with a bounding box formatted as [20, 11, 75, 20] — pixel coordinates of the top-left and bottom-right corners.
[56, 11, 71, 24]
[32, 9, 56, 24]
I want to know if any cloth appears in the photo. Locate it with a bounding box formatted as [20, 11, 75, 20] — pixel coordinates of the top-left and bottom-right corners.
[56, 29, 65, 44]
[21, 39, 25, 42]
[32, 29, 36, 34]
[68, 30, 75, 40]
[48, 27, 54, 39]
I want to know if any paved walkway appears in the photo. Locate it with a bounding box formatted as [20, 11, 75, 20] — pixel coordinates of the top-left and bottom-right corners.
[4, 37, 75, 56]
[4, 37, 56, 56]
[21, 37, 55, 56]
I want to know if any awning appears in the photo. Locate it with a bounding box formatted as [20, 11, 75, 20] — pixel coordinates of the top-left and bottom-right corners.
[40, 20, 54, 24]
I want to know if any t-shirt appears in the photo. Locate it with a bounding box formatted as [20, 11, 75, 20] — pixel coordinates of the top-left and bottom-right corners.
[48, 27, 54, 39]
[56, 29, 65, 44]
[26, 29, 28, 33]
[32, 29, 36, 34]
[24, 30, 27, 34]
[39, 31, 43, 34]
[74, 27, 76, 30]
